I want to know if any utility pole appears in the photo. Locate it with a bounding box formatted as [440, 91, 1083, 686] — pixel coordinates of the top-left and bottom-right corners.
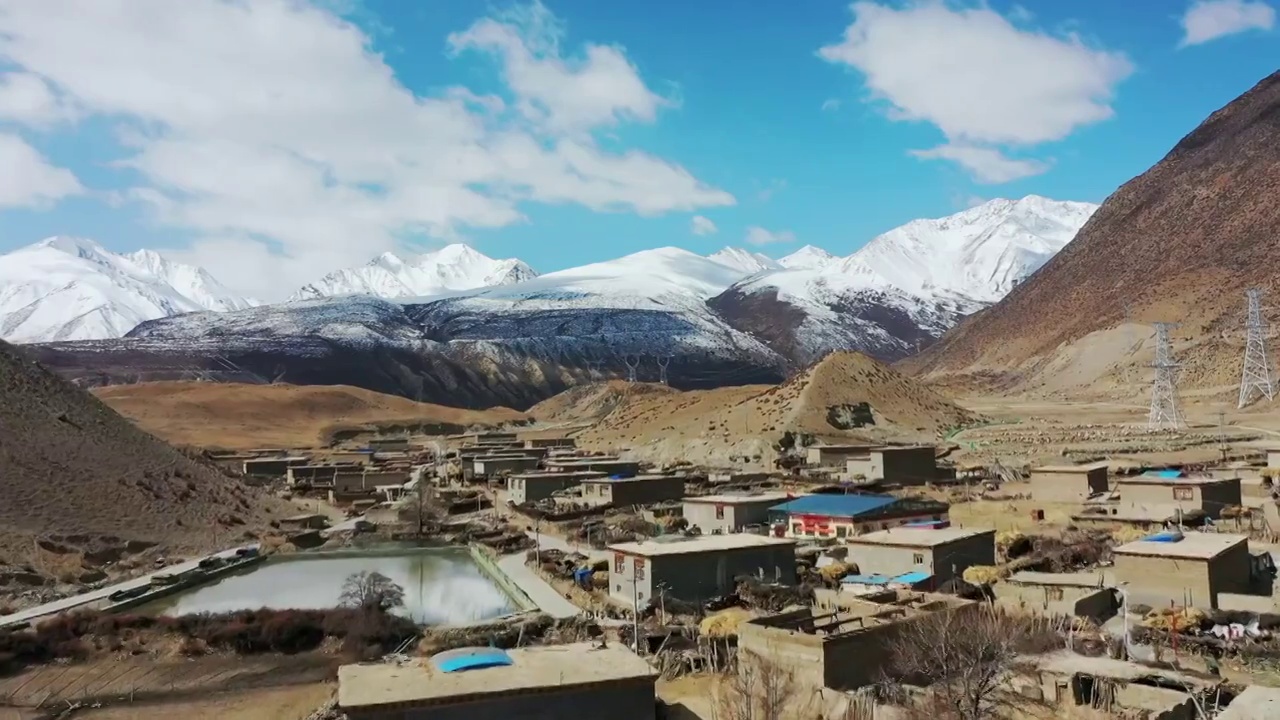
[1238, 288, 1274, 408]
[631, 559, 642, 655]
[1147, 322, 1183, 431]
[625, 354, 640, 383]
[657, 355, 670, 385]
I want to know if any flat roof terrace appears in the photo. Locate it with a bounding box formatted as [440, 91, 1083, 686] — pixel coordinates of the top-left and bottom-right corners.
[610, 533, 795, 557]
[846, 527, 994, 548]
[1113, 532, 1247, 560]
[337, 643, 655, 711]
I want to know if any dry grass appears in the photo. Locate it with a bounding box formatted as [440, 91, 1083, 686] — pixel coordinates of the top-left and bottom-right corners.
[59, 683, 334, 720]
[94, 381, 529, 450]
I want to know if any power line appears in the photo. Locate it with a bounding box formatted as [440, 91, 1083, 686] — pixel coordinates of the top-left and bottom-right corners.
[656, 355, 671, 385]
[1147, 322, 1183, 431]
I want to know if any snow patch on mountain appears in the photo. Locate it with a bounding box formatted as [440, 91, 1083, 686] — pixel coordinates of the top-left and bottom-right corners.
[290, 244, 537, 301]
[0, 237, 254, 343]
[707, 247, 781, 275]
[778, 245, 837, 270]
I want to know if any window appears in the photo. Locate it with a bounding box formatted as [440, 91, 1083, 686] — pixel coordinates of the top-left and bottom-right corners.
[715, 505, 725, 520]
[1173, 487, 1194, 501]
[1046, 587, 1064, 601]
[912, 553, 925, 564]
[614, 553, 625, 574]
[634, 558, 646, 581]
[836, 526, 848, 538]
[792, 523, 802, 534]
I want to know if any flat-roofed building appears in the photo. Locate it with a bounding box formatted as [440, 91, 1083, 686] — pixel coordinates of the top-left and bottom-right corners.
[507, 470, 606, 504]
[1115, 472, 1242, 520]
[523, 436, 576, 449]
[608, 534, 797, 605]
[806, 444, 877, 467]
[471, 454, 541, 478]
[844, 527, 996, 587]
[579, 475, 685, 507]
[367, 437, 409, 452]
[242, 455, 310, 478]
[1029, 462, 1110, 502]
[767, 494, 950, 541]
[1112, 532, 1252, 609]
[992, 571, 1116, 621]
[844, 446, 938, 486]
[337, 643, 657, 720]
[682, 492, 799, 534]
[1218, 685, 1280, 719]
[544, 458, 642, 477]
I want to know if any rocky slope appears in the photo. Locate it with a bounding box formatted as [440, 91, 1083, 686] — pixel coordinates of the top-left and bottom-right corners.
[0, 341, 289, 598]
[902, 71, 1280, 399]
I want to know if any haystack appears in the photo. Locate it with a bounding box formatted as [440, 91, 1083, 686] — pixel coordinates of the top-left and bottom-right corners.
[962, 565, 1009, 585]
[699, 607, 754, 638]
[1110, 526, 1148, 543]
[1142, 606, 1206, 632]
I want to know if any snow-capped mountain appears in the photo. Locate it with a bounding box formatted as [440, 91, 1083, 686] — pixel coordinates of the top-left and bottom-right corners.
[709, 196, 1097, 365]
[707, 247, 781, 275]
[839, 195, 1097, 303]
[778, 245, 837, 270]
[0, 237, 254, 343]
[290, 244, 537, 301]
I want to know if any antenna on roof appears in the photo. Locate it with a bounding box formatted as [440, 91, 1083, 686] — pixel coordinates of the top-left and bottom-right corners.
[656, 355, 671, 385]
[624, 354, 640, 383]
[1238, 288, 1274, 408]
[1147, 322, 1183, 431]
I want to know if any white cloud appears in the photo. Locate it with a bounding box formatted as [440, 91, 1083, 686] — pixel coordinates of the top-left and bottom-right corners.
[446, 2, 672, 135]
[0, 133, 82, 208]
[1180, 0, 1276, 47]
[0, 72, 76, 126]
[821, 98, 841, 112]
[819, 1, 1132, 182]
[0, 0, 733, 298]
[744, 226, 796, 246]
[910, 143, 1050, 184]
[690, 215, 717, 235]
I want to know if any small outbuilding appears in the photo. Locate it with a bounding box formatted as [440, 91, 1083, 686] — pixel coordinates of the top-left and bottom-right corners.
[1028, 462, 1110, 502]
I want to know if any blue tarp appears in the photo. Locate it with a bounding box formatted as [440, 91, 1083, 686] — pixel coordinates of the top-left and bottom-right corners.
[892, 571, 932, 584]
[767, 494, 897, 518]
[1142, 532, 1183, 543]
[1142, 470, 1184, 480]
[432, 647, 514, 673]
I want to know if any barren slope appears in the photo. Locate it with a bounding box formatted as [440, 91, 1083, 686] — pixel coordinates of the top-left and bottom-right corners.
[903, 71, 1280, 398]
[94, 382, 529, 450]
[0, 342, 290, 580]
[573, 352, 977, 465]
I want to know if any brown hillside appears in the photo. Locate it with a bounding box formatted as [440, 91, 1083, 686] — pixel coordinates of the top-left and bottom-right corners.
[904, 71, 1280, 397]
[527, 380, 678, 424]
[575, 352, 977, 465]
[94, 382, 529, 450]
[0, 343, 291, 583]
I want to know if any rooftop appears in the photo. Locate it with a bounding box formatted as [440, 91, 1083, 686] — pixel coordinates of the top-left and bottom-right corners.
[1023, 650, 1218, 688]
[510, 470, 607, 480]
[684, 492, 798, 505]
[1113, 532, 1247, 560]
[337, 642, 655, 710]
[610, 533, 796, 556]
[768, 493, 899, 518]
[846, 527, 994, 548]
[583, 474, 681, 483]
[1033, 462, 1110, 473]
[1218, 685, 1280, 719]
[1119, 472, 1238, 485]
[1007, 571, 1110, 587]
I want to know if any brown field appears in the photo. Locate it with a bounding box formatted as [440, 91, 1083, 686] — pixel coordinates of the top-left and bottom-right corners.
[66, 683, 333, 720]
[94, 381, 529, 450]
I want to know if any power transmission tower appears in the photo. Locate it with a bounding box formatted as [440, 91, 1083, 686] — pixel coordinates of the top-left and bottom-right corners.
[656, 355, 670, 385]
[1238, 287, 1274, 408]
[624, 354, 640, 383]
[1147, 322, 1183, 431]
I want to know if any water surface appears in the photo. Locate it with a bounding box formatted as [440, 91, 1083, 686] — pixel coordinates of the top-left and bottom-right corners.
[147, 549, 516, 625]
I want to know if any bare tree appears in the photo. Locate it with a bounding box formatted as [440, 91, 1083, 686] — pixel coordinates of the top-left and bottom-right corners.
[714, 651, 797, 720]
[339, 571, 406, 614]
[885, 607, 1063, 720]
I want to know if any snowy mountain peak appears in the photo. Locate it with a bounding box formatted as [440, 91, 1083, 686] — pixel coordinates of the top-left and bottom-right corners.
[0, 238, 253, 343]
[290, 244, 538, 302]
[707, 247, 781, 275]
[778, 245, 837, 270]
[837, 195, 1098, 303]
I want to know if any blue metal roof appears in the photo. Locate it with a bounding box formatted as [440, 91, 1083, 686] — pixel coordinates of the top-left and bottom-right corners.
[1143, 470, 1184, 480]
[431, 647, 513, 673]
[768, 494, 897, 518]
[842, 574, 893, 585]
[892, 571, 932, 584]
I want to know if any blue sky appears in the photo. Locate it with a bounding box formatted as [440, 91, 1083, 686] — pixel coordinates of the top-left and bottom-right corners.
[0, 0, 1276, 299]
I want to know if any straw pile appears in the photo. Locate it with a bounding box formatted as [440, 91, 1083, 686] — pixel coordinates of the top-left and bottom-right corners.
[1141, 606, 1207, 632]
[1110, 526, 1148, 543]
[995, 530, 1025, 549]
[817, 562, 853, 582]
[962, 565, 1010, 585]
[699, 607, 755, 638]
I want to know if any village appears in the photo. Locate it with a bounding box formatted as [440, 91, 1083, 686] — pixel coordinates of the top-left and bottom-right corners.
[97, 424, 1280, 720]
